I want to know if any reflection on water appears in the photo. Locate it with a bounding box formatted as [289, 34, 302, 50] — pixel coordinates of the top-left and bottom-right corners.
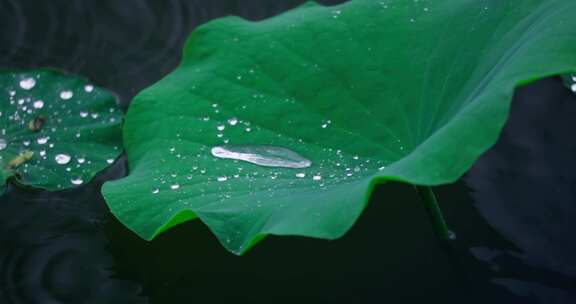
[0, 0, 575, 303]
[466, 78, 576, 302]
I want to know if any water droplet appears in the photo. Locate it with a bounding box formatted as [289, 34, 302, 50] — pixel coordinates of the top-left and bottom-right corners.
[19, 77, 36, 90]
[332, 9, 342, 18]
[152, 188, 160, 194]
[33, 100, 44, 109]
[0, 139, 6, 151]
[84, 85, 94, 93]
[55, 154, 71, 165]
[217, 176, 228, 182]
[295, 172, 306, 178]
[312, 175, 322, 181]
[106, 158, 114, 164]
[572, 83, 576, 93]
[217, 125, 226, 131]
[77, 158, 86, 164]
[37, 136, 49, 145]
[80, 111, 89, 118]
[170, 184, 180, 190]
[71, 178, 84, 185]
[227, 117, 238, 126]
[211, 145, 312, 169]
[60, 90, 73, 100]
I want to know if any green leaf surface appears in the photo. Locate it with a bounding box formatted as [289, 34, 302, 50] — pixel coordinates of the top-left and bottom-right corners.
[0, 70, 123, 191]
[102, 0, 576, 254]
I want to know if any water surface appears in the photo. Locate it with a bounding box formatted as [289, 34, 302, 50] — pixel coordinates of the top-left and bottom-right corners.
[0, 1, 575, 303]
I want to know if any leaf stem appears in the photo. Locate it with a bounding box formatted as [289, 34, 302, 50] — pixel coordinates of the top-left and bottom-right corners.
[414, 186, 454, 241]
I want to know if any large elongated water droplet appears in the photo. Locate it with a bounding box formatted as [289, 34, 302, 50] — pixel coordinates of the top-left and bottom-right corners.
[211, 145, 312, 169]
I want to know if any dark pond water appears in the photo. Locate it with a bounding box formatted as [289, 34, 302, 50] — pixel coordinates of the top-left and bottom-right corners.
[1, 1, 576, 303]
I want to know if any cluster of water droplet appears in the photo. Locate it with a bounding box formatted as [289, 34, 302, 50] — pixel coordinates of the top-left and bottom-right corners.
[1, 73, 121, 188]
[146, 106, 392, 205]
[128, 57, 412, 214]
[569, 75, 576, 93]
[377, 0, 432, 23]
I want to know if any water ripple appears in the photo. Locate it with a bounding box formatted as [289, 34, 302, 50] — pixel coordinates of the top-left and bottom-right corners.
[0, 177, 146, 303]
[0, 0, 346, 105]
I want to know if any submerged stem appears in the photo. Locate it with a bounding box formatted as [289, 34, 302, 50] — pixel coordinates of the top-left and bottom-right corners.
[414, 186, 454, 241]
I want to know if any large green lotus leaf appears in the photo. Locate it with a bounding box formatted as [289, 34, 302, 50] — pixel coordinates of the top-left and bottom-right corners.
[0, 70, 122, 191]
[102, 0, 576, 254]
